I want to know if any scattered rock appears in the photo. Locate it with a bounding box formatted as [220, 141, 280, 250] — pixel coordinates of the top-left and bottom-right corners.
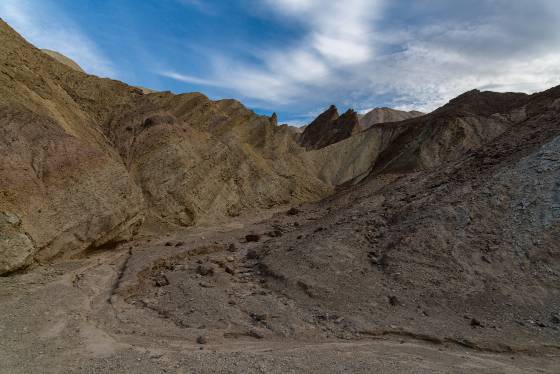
[470, 318, 483, 327]
[214, 259, 225, 267]
[245, 234, 261, 242]
[164, 242, 173, 247]
[153, 274, 169, 287]
[250, 313, 267, 322]
[388, 295, 400, 306]
[368, 251, 383, 265]
[551, 314, 560, 324]
[196, 264, 214, 276]
[225, 265, 235, 275]
[287, 207, 300, 216]
[248, 329, 264, 339]
[174, 241, 185, 247]
[226, 256, 234, 262]
[266, 230, 283, 238]
[196, 336, 207, 344]
[143, 114, 177, 129]
[246, 249, 259, 260]
[227, 243, 237, 252]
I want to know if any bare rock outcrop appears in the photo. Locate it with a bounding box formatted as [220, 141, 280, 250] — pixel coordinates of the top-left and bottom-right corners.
[103, 94, 330, 227]
[299, 106, 363, 150]
[303, 89, 533, 187]
[0, 212, 34, 274]
[259, 85, 560, 348]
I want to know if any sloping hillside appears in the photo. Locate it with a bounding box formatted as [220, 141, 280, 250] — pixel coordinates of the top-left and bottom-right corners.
[0, 19, 329, 274]
[258, 86, 560, 350]
[41, 49, 85, 73]
[359, 107, 423, 128]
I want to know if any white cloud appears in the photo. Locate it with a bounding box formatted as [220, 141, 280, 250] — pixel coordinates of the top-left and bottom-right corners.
[0, 0, 115, 78]
[159, 71, 222, 87]
[162, 0, 383, 106]
[367, 8, 560, 112]
[163, 0, 560, 115]
[268, 0, 381, 65]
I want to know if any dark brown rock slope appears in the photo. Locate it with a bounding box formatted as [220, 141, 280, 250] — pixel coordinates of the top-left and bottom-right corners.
[299, 105, 363, 150]
[255, 86, 560, 349]
[0, 21, 146, 274]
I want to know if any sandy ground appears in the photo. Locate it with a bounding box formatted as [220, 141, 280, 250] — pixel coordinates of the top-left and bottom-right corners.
[1, 209, 558, 374]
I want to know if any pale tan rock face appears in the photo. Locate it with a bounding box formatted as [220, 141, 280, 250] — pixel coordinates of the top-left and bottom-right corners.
[0, 212, 34, 274]
[103, 95, 331, 227]
[359, 107, 423, 128]
[0, 21, 146, 274]
[0, 108, 145, 266]
[0, 19, 330, 274]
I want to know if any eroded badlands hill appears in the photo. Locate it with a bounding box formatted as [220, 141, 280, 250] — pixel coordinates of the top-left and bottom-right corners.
[0, 19, 329, 274]
[359, 107, 424, 128]
[1, 14, 557, 278]
[103, 86, 560, 370]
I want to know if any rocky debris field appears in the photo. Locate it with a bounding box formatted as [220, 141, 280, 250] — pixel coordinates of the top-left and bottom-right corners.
[1, 205, 559, 373]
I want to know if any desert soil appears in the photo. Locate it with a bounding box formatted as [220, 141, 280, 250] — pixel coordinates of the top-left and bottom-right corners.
[1, 207, 557, 374]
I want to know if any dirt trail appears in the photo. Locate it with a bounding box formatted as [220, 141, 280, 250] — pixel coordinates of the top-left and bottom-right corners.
[0, 209, 558, 373]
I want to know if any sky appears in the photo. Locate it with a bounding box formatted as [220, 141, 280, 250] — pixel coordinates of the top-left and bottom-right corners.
[1, 0, 559, 125]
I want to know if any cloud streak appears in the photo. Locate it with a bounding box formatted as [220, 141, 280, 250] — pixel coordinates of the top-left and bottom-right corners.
[159, 71, 222, 87]
[162, 0, 560, 118]
[161, 0, 383, 106]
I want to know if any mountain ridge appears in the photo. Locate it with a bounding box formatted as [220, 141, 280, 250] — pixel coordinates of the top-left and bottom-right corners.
[359, 107, 424, 128]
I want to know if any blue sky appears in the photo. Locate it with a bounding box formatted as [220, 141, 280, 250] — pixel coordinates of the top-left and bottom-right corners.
[1, 0, 559, 125]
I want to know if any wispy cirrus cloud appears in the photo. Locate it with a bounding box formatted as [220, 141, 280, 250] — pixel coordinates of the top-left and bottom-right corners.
[161, 0, 383, 106]
[3, 0, 558, 124]
[161, 0, 560, 120]
[0, 0, 115, 78]
[175, 0, 216, 15]
[159, 71, 222, 87]
[266, 0, 382, 65]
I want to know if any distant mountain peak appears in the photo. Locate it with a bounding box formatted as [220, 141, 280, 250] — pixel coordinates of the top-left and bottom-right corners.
[299, 105, 362, 150]
[359, 107, 424, 129]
